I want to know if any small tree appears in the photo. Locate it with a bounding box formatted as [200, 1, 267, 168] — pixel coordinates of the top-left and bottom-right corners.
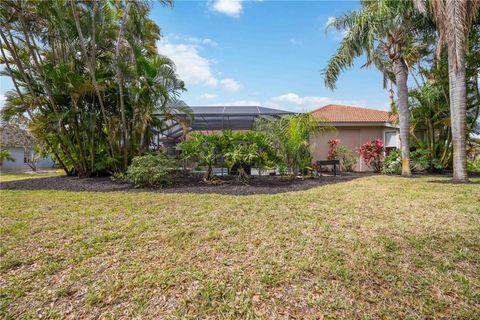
[256, 114, 327, 176]
[223, 131, 275, 182]
[358, 139, 385, 172]
[176, 133, 222, 182]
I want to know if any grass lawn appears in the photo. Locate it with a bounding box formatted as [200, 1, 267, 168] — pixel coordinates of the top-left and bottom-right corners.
[1, 175, 479, 319]
[0, 172, 63, 183]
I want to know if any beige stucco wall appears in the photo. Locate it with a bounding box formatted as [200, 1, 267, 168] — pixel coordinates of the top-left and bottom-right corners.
[310, 125, 399, 172]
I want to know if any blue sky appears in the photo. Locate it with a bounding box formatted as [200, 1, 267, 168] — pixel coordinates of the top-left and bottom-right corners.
[0, 0, 391, 112]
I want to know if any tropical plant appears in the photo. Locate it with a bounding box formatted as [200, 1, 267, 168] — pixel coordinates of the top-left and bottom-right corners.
[0, 0, 187, 177]
[0, 149, 14, 163]
[126, 152, 176, 187]
[223, 131, 276, 181]
[358, 139, 385, 173]
[256, 114, 325, 176]
[176, 133, 222, 182]
[327, 138, 340, 160]
[410, 148, 445, 172]
[336, 146, 357, 172]
[382, 149, 402, 174]
[467, 160, 480, 173]
[324, 0, 430, 176]
[414, 0, 480, 182]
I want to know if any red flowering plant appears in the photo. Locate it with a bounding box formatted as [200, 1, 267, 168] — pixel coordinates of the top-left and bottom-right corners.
[327, 138, 340, 160]
[358, 139, 384, 172]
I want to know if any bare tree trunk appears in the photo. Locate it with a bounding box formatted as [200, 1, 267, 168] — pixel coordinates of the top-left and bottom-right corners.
[115, 1, 133, 171]
[447, 49, 469, 182]
[393, 58, 411, 176]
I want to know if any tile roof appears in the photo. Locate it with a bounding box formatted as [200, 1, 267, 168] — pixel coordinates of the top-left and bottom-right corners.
[311, 104, 397, 123]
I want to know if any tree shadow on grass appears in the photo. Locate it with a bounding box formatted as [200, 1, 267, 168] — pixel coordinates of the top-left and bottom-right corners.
[0, 174, 365, 195]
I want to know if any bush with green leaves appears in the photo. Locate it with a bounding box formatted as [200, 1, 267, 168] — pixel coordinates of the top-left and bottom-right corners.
[176, 130, 277, 182]
[467, 160, 480, 172]
[0, 149, 15, 163]
[336, 146, 357, 172]
[410, 149, 444, 172]
[176, 133, 222, 181]
[126, 153, 176, 187]
[256, 114, 329, 175]
[382, 149, 402, 174]
[223, 131, 276, 181]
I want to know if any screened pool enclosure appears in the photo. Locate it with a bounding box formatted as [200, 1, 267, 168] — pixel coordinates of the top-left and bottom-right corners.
[153, 105, 293, 147]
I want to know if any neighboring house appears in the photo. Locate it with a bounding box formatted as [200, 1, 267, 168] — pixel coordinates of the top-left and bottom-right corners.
[0, 125, 55, 172]
[310, 104, 399, 172]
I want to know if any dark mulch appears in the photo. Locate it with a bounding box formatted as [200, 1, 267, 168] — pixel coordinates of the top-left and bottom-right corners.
[0, 173, 364, 195]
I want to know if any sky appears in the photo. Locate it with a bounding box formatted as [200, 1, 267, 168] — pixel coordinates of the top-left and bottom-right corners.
[0, 0, 391, 113]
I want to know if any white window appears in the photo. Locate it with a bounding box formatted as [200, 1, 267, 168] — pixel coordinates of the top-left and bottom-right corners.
[384, 131, 398, 148]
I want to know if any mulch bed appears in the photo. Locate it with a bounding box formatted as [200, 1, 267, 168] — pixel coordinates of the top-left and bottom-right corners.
[0, 173, 363, 195]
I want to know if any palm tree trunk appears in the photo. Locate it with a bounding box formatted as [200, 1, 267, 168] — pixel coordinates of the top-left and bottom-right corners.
[115, 1, 133, 171]
[70, 0, 115, 159]
[393, 58, 411, 176]
[447, 49, 469, 182]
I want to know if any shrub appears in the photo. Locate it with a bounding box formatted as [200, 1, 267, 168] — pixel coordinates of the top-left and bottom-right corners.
[126, 153, 176, 187]
[256, 113, 329, 176]
[410, 149, 444, 172]
[176, 133, 222, 182]
[358, 139, 384, 172]
[382, 149, 402, 174]
[0, 149, 15, 162]
[467, 160, 480, 172]
[327, 138, 340, 160]
[336, 146, 357, 172]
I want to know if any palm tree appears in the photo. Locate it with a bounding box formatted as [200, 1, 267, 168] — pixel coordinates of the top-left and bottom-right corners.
[256, 113, 322, 176]
[324, 0, 426, 176]
[414, 0, 480, 182]
[0, 0, 186, 176]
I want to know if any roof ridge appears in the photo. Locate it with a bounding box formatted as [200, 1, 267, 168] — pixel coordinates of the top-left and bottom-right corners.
[312, 104, 388, 113]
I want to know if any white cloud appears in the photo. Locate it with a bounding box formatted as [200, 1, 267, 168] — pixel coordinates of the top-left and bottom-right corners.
[166, 34, 219, 47]
[157, 41, 218, 87]
[211, 0, 243, 17]
[289, 38, 303, 46]
[200, 93, 217, 100]
[271, 92, 346, 111]
[202, 38, 219, 47]
[220, 78, 241, 92]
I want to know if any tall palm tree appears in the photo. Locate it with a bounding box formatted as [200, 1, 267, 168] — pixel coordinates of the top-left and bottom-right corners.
[324, 0, 426, 176]
[414, 0, 480, 182]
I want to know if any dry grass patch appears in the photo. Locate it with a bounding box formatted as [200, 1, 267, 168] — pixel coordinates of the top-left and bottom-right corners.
[1, 175, 479, 319]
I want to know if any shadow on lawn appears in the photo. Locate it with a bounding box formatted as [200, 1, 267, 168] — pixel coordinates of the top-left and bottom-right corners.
[0, 174, 365, 195]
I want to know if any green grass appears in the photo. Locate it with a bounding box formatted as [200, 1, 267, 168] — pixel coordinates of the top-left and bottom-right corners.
[0, 171, 63, 182]
[1, 175, 479, 319]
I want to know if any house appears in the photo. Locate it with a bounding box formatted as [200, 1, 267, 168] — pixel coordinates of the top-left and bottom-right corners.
[0, 125, 55, 172]
[310, 104, 399, 171]
[154, 104, 399, 172]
